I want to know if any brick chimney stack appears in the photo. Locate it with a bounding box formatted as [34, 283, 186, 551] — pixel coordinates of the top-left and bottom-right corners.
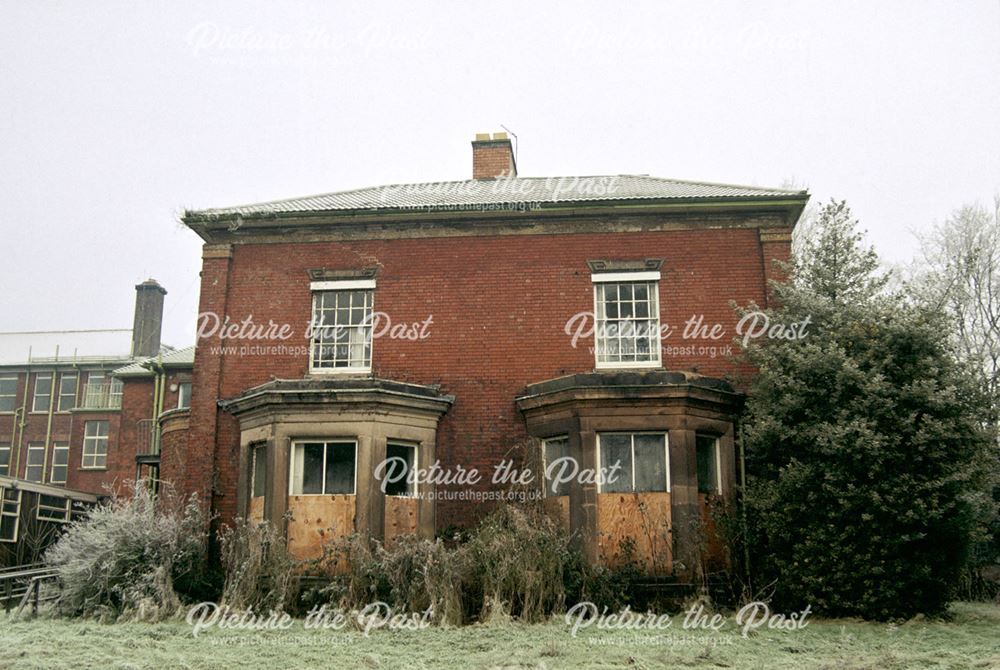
[471, 132, 517, 179]
[131, 279, 167, 358]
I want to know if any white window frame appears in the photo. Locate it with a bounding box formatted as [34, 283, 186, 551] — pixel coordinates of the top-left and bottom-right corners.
[0, 444, 10, 477]
[0, 374, 17, 412]
[695, 434, 724, 494]
[24, 443, 45, 483]
[37, 494, 73, 523]
[82, 420, 109, 469]
[591, 272, 662, 370]
[251, 443, 267, 499]
[0, 488, 22, 543]
[541, 435, 571, 497]
[288, 439, 358, 496]
[32, 373, 53, 413]
[50, 442, 69, 485]
[177, 382, 192, 409]
[57, 373, 78, 412]
[595, 432, 671, 493]
[384, 441, 418, 498]
[309, 279, 376, 374]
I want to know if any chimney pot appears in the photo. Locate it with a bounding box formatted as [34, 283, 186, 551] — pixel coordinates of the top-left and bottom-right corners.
[471, 132, 517, 180]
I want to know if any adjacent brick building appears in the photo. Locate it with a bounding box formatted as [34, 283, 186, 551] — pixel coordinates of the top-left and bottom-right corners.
[177, 133, 808, 577]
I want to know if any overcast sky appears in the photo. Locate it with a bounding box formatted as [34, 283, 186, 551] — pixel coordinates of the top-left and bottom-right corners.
[1, 1, 998, 349]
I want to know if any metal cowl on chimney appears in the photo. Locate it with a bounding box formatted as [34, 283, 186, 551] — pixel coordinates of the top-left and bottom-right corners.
[471, 132, 517, 180]
[131, 279, 167, 358]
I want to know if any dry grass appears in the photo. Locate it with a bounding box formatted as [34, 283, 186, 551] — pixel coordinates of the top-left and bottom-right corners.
[2, 602, 998, 669]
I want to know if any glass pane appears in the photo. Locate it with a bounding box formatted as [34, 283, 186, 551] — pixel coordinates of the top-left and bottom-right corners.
[300, 443, 324, 495]
[252, 446, 267, 498]
[325, 442, 356, 495]
[634, 434, 668, 492]
[600, 434, 633, 493]
[696, 435, 718, 494]
[543, 437, 572, 497]
[384, 443, 415, 497]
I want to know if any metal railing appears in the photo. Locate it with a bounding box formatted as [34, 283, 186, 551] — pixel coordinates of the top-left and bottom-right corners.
[0, 563, 60, 617]
[136, 419, 160, 456]
[81, 381, 123, 409]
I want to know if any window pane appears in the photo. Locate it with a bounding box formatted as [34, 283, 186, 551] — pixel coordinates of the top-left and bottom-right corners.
[384, 443, 415, 497]
[600, 434, 633, 493]
[696, 435, 719, 494]
[33, 375, 52, 412]
[300, 443, 324, 495]
[325, 442, 356, 495]
[543, 437, 572, 497]
[634, 434, 668, 492]
[311, 289, 374, 370]
[252, 445, 267, 498]
[0, 376, 16, 412]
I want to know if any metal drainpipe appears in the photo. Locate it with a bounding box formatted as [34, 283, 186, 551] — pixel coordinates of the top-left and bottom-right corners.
[13, 353, 32, 477]
[41, 354, 59, 483]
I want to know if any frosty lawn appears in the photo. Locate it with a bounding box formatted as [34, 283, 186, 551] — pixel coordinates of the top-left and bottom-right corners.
[2, 602, 998, 669]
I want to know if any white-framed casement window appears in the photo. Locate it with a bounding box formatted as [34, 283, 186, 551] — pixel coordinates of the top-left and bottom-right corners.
[177, 382, 192, 409]
[32, 373, 53, 413]
[383, 442, 417, 497]
[251, 443, 267, 499]
[289, 440, 357, 495]
[309, 280, 375, 373]
[0, 444, 10, 476]
[592, 271, 661, 369]
[57, 373, 78, 412]
[24, 443, 45, 482]
[0, 375, 17, 412]
[50, 443, 69, 485]
[37, 494, 73, 523]
[596, 432, 670, 493]
[82, 420, 109, 469]
[542, 436, 571, 497]
[0, 488, 21, 542]
[695, 434, 723, 494]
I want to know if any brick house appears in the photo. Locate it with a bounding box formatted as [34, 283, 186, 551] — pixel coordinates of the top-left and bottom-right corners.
[176, 132, 808, 577]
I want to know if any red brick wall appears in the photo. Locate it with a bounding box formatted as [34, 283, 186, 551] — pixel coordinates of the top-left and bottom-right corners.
[186, 222, 789, 529]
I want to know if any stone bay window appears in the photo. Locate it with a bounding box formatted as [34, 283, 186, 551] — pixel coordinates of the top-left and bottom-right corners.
[221, 378, 453, 562]
[516, 371, 741, 579]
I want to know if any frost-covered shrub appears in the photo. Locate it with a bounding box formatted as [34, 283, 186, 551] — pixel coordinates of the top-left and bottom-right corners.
[219, 516, 295, 612]
[45, 486, 206, 621]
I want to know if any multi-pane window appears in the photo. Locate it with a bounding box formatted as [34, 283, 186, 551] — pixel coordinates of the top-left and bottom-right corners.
[32, 373, 53, 412]
[696, 434, 722, 494]
[24, 443, 45, 482]
[310, 280, 375, 372]
[177, 382, 192, 409]
[50, 443, 69, 485]
[58, 373, 78, 412]
[592, 272, 661, 368]
[0, 375, 17, 412]
[82, 420, 109, 469]
[251, 444, 267, 499]
[82, 373, 122, 409]
[0, 489, 21, 542]
[37, 494, 72, 523]
[289, 440, 356, 495]
[0, 444, 10, 476]
[542, 436, 572, 497]
[598, 433, 669, 493]
[383, 442, 417, 497]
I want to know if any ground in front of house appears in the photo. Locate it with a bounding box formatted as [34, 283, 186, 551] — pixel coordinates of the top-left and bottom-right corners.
[1, 602, 998, 670]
